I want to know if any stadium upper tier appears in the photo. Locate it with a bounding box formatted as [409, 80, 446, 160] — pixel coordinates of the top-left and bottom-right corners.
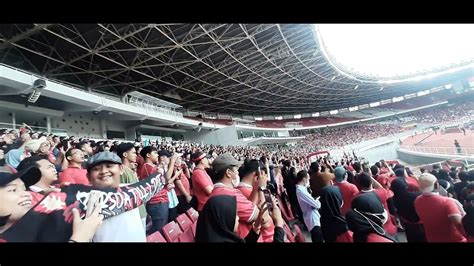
[1, 24, 473, 116]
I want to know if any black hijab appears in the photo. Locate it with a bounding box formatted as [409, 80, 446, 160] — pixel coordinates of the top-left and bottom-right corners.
[195, 195, 243, 243]
[319, 185, 348, 242]
[390, 176, 421, 223]
[346, 192, 394, 242]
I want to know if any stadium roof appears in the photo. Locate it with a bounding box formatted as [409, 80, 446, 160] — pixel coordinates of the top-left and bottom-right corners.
[0, 24, 471, 115]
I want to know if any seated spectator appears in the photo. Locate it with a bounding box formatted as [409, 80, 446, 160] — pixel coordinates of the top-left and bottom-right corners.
[195, 195, 284, 243]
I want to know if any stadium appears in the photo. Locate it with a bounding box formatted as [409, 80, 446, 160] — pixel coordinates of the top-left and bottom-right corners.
[0, 24, 473, 243]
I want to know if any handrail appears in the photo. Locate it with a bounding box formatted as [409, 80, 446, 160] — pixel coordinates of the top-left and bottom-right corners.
[401, 145, 474, 156]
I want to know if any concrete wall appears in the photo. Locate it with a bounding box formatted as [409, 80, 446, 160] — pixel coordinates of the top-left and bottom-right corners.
[397, 149, 474, 165]
[183, 126, 244, 146]
[0, 112, 13, 124]
[52, 112, 102, 138]
[359, 141, 400, 163]
[125, 126, 138, 141]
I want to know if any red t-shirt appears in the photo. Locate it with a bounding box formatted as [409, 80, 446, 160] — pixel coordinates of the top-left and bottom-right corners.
[211, 183, 258, 239]
[136, 155, 144, 168]
[376, 174, 390, 188]
[236, 182, 253, 200]
[138, 162, 168, 204]
[379, 167, 390, 175]
[175, 171, 191, 196]
[357, 188, 397, 235]
[29, 185, 59, 206]
[373, 188, 397, 235]
[335, 230, 353, 242]
[58, 166, 89, 186]
[406, 175, 420, 192]
[414, 193, 467, 242]
[192, 168, 214, 211]
[366, 233, 394, 243]
[334, 181, 359, 215]
[236, 182, 274, 242]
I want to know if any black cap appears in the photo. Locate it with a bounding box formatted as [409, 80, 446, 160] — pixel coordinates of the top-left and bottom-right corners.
[158, 150, 172, 157]
[0, 166, 42, 188]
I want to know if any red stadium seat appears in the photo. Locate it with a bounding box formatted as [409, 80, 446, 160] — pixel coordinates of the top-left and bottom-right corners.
[186, 208, 199, 237]
[186, 207, 199, 222]
[176, 214, 195, 242]
[293, 224, 306, 243]
[161, 221, 183, 243]
[277, 194, 295, 223]
[147, 231, 167, 243]
[282, 222, 295, 243]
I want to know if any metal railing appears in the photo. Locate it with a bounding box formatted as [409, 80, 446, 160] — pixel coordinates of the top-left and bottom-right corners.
[401, 145, 474, 156]
[0, 122, 67, 135]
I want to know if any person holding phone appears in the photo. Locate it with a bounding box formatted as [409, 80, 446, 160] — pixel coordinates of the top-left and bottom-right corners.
[208, 154, 272, 240]
[295, 170, 323, 242]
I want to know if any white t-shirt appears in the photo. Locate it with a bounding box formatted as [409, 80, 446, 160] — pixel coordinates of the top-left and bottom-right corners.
[93, 183, 146, 242]
[93, 208, 146, 242]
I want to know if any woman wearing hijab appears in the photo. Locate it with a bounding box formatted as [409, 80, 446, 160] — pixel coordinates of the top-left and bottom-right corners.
[0, 167, 103, 242]
[346, 192, 396, 242]
[195, 195, 285, 242]
[318, 172, 353, 242]
[390, 168, 426, 242]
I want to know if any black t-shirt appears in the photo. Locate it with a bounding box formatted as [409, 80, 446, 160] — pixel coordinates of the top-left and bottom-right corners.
[0, 172, 164, 242]
[391, 177, 421, 223]
[454, 181, 468, 201]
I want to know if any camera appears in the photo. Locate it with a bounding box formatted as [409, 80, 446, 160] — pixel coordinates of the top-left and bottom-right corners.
[33, 79, 47, 89]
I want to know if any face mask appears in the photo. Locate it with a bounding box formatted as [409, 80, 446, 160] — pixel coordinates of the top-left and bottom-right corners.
[354, 208, 387, 235]
[380, 209, 388, 225]
[232, 173, 240, 188]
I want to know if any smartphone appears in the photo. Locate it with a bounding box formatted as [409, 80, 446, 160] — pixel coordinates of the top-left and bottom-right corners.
[263, 190, 274, 211]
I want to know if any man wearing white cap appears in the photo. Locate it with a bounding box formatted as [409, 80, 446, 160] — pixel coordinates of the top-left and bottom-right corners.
[414, 173, 467, 242]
